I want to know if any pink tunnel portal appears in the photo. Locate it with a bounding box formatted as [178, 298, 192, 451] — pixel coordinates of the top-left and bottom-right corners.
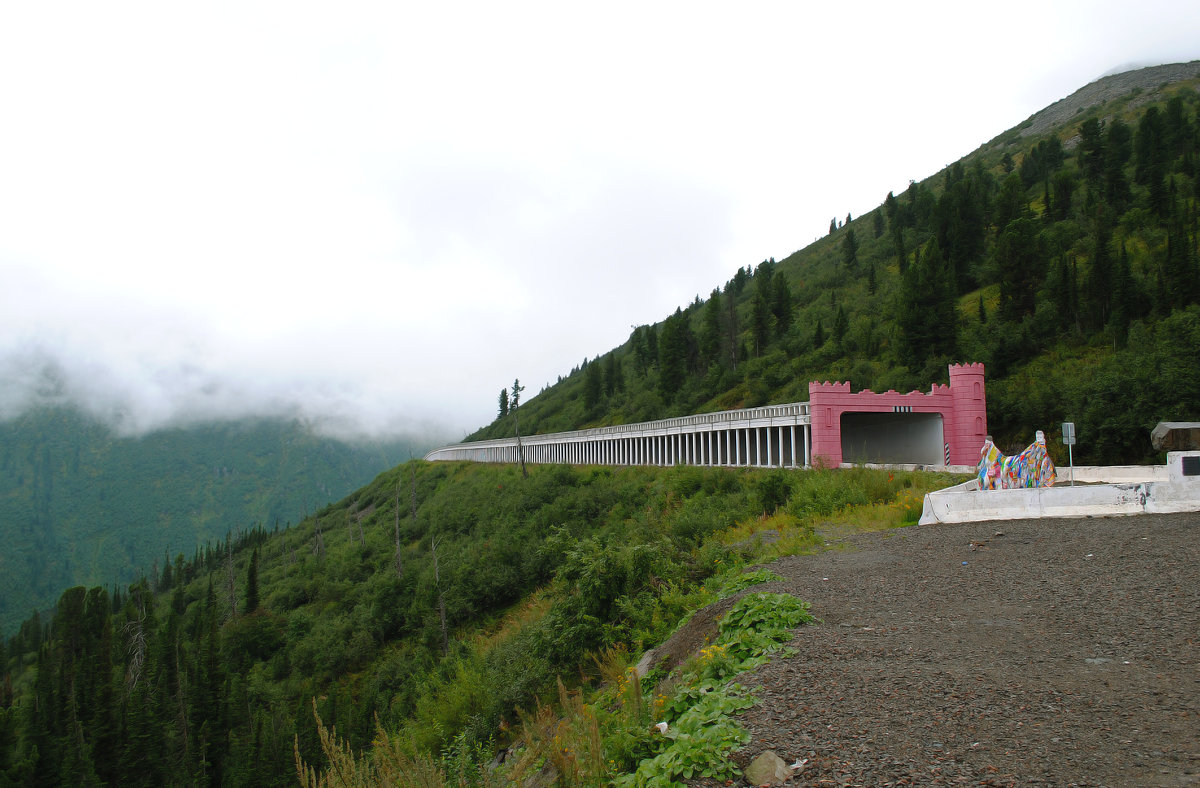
[808, 363, 987, 468]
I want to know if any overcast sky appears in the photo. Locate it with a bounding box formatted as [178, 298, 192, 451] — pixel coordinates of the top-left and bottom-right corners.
[2, 2, 1198, 442]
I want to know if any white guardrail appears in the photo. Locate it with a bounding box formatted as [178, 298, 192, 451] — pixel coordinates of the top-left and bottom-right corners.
[424, 402, 811, 463]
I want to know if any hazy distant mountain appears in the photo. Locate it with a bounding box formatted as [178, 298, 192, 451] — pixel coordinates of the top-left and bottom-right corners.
[0, 406, 424, 633]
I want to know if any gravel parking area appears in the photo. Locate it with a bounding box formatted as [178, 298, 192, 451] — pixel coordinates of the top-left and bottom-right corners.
[722, 513, 1200, 787]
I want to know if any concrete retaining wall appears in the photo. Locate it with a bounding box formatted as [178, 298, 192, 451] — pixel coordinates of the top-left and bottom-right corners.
[919, 454, 1200, 525]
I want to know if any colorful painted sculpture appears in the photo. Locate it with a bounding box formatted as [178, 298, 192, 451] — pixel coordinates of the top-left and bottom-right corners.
[978, 431, 1056, 490]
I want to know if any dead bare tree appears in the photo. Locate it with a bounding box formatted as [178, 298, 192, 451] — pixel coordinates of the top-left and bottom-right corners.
[225, 539, 238, 620]
[431, 534, 448, 656]
[409, 454, 418, 522]
[123, 591, 148, 692]
[393, 478, 404, 580]
[348, 503, 365, 548]
[511, 378, 528, 478]
[313, 515, 325, 560]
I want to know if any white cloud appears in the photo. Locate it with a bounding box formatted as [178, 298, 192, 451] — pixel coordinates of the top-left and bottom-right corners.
[1, 1, 1198, 438]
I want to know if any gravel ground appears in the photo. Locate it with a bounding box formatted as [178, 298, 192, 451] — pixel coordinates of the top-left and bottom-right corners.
[711, 513, 1200, 787]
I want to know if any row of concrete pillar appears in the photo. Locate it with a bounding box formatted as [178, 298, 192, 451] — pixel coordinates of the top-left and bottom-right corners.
[429, 424, 812, 469]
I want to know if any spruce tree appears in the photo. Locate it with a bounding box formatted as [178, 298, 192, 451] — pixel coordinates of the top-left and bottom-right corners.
[1110, 243, 1132, 347]
[1085, 219, 1114, 331]
[698, 289, 722, 367]
[583, 358, 603, 412]
[771, 276, 793, 337]
[995, 216, 1041, 322]
[898, 239, 957, 368]
[832, 305, 849, 349]
[750, 286, 771, 357]
[842, 228, 859, 270]
[657, 309, 690, 402]
[603, 353, 621, 396]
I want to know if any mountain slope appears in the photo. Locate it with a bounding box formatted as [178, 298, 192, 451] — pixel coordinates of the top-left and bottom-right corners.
[0, 457, 956, 786]
[0, 407, 423, 634]
[468, 62, 1200, 465]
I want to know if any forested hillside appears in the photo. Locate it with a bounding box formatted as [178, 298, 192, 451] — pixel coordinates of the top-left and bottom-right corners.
[0, 408, 417, 635]
[471, 66, 1200, 464]
[0, 459, 954, 786]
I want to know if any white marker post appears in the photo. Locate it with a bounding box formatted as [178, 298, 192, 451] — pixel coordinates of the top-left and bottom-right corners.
[1062, 422, 1076, 486]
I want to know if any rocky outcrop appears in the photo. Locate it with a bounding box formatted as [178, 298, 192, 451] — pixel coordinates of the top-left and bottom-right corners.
[1017, 60, 1200, 139]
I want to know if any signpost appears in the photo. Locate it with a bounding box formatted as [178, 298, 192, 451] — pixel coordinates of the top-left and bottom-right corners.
[1062, 422, 1076, 486]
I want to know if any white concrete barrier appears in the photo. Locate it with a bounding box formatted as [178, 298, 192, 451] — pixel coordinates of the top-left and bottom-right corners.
[919, 454, 1200, 524]
[1063, 465, 1166, 483]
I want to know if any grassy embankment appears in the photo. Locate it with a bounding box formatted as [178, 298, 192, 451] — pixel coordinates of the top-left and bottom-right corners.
[296, 463, 963, 788]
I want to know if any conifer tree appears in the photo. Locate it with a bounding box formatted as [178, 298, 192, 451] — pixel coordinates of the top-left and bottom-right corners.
[996, 216, 1042, 321]
[1085, 218, 1114, 331]
[603, 353, 621, 396]
[583, 358, 603, 412]
[750, 286, 771, 357]
[698, 289, 722, 367]
[1079, 117, 1106, 185]
[1110, 242, 1132, 348]
[898, 239, 957, 368]
[657, 309, 690, 401]
[771, 275, 793, 337]
[832, 305, 849, 349]
[842, 228, 859, 270]
[1104, 118, 1133, 211]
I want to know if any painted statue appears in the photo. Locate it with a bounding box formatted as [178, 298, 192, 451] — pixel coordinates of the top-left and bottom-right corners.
[978, 431, 1056, 490]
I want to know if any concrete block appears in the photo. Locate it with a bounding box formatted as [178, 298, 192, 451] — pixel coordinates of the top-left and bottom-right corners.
[1151, 422, 1200, 452]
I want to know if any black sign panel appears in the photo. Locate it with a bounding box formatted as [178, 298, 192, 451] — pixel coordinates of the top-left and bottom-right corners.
[1183, 456, 1200, 477]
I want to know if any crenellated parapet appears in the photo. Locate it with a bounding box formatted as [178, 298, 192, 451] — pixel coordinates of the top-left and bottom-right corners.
[809, 381, 852, 393]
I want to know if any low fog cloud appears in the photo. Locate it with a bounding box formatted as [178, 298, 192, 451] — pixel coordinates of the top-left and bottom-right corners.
[0, 330, 449, 442]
